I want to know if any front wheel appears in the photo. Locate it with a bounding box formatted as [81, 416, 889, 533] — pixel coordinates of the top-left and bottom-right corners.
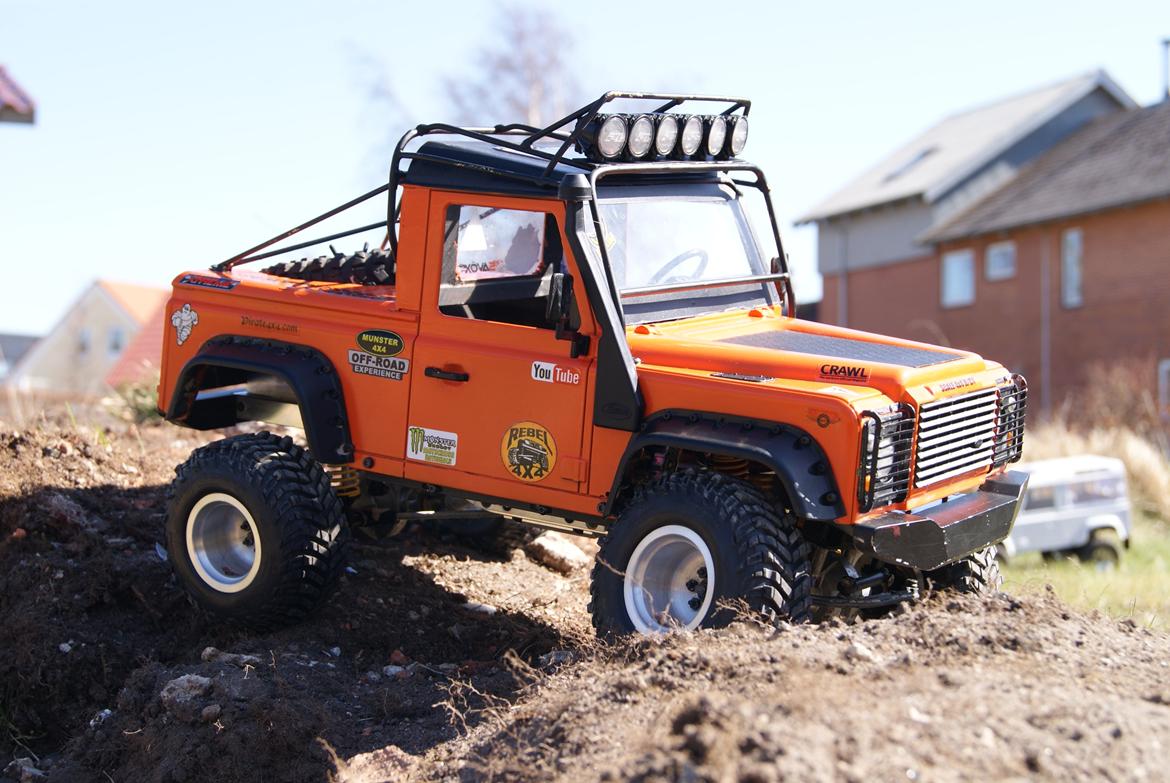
[589, 471, 812, 637]
[165, 433, 349, 629]
[928, 546, 1003, 595]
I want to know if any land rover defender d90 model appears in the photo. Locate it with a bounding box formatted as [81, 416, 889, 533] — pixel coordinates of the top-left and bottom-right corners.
[158, 92, 1028, 636]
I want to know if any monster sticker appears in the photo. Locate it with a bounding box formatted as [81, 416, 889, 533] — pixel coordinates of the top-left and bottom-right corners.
[501, 421, 557, 482]
[406, 426, 458, 466]
[170, 304, 199, 346]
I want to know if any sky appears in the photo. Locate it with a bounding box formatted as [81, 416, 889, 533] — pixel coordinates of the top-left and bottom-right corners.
[0, 0, 1166, 336]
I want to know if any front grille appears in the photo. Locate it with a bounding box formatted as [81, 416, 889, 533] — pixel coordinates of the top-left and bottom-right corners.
[914, 387, 999, 488]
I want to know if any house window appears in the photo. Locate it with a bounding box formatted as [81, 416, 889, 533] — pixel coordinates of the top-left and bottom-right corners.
[1061, 228, 1083, 308]
[78, 328, 92, 355]
[985, 240, 1016, 281]
[941, 249, 975, 308]
[108, 326, 126, 356]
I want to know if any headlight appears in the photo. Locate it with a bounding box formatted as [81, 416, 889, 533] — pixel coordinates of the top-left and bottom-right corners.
[706, 115, 728, 157]
[728, 115, 748, 156]
[627, 115, 654, 158]
[654, 115, 679, 156]
[679, 115, 703, 156]
[596, 115, 628, 159]
[858, 406, 915, 511]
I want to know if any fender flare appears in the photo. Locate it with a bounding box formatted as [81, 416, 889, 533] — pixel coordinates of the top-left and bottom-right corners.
[165, 335, 354, 464]
[606, 409, 845, 522]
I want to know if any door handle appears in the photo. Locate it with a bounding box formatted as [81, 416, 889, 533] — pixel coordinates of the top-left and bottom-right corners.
[425, 366, 470, 382]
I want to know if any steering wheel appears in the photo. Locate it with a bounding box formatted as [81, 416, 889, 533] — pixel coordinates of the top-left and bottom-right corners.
[647, 248, 709, 286]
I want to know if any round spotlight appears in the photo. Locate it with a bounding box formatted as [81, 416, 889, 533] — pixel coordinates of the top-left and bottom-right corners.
[627, 115, 655, 158]
[728, 115, 749, 156]
[654, 115, 679, 157]
[679, 115, 703, 156]
[706, 115, 728, 157]
[596, 114, 628, 159]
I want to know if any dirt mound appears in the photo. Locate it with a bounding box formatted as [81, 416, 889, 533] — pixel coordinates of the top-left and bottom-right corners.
[1, 419, 1168, 782]
[420, 592, 1170, 782]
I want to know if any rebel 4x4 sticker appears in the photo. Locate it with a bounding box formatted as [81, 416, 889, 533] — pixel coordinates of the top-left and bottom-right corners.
[406, 426, 457, 466]
[171, 304, 199, 346]
[356, 329, 404, 356]
[819, 364, 869, 383]
[530, 360, 580, 385]
[501, 421, 557, 482]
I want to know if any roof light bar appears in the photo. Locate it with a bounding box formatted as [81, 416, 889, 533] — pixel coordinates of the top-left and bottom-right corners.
[576, 111, 747, 163]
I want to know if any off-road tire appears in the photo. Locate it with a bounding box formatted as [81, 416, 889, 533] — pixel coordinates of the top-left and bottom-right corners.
[930, 545, 1003, 595]
[165, 432, 349, 629]
[261, 247, 394, 286]
[1077, 540, 1121, 570]
[589, 470, 813, 638]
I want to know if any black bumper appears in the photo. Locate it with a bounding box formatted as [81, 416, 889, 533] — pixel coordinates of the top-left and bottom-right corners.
[842, 471, 1029, 572]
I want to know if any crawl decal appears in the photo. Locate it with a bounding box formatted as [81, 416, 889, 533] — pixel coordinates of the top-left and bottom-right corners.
[170, 304, 199, 346]
[356, 329, 404, 357]
[501, 421, 557, 482]
[819, 364, 869, 383]
[178, 273, 239, 291]
[406, 426, 458, 466]
[530, 360, 580, 385]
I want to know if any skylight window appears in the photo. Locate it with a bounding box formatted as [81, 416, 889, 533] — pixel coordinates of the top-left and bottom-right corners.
[883, 146, 937, 183]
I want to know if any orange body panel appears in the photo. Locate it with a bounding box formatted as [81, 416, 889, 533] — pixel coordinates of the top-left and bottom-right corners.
[159, 186, 1015, 526]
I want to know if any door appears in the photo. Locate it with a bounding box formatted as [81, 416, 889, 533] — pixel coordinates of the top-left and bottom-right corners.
[405, 192, 596, 501]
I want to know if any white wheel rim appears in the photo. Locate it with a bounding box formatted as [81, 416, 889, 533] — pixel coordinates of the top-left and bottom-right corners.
[186, 492, 262, 593]
[623, 524, 715, 634]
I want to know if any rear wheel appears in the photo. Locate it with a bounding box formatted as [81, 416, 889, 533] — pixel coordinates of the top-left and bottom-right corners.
[590, 470, 812, 637]
[165, 433, 349, 629]
[929, 545, 1002, 595]
[1078, 540, 1121, 571]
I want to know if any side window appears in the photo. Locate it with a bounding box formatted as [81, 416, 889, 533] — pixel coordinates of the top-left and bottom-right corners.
[439, 205, 568, 330]
[985, 240, 1016, 281]
[940, 249, 975, 308]
[1061, 228, 1083, 308]
[1024, 485, 1057, 510]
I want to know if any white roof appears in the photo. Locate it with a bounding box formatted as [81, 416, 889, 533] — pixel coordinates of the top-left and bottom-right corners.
[797, 70, 1135, 223]
[1017, 455, 1126, 487]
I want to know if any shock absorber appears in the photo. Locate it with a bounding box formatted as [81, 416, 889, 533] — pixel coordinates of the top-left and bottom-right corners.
[710, 453, 750, 480]
[325, 464, 361, 498]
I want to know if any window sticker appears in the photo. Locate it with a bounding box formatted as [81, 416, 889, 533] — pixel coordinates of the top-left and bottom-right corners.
[451, 207, 546, 282]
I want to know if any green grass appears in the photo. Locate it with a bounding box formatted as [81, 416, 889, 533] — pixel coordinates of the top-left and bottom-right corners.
[1002, 513, 1170, 629]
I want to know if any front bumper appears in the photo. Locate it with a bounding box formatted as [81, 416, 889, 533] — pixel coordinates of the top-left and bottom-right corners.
[842, 471, 1029, 571]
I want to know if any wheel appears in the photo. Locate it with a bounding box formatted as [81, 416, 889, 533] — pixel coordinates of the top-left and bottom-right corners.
[929, 546, 1002, 595]
[589, 470, 812, 637]
[1078, 541, 1121, 571]
[165, 433, 349, 629]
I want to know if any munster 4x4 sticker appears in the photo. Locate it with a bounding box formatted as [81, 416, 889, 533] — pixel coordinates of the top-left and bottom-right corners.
[349, 329, 409, 381]
[356, 329, 404, 356]
[501, 421, 557, 482]
[171, 304, 199, 346]
[406, 426, 457, 466]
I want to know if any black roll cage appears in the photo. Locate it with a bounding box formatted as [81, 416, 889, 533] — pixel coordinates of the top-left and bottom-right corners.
[211, 91, 795, 318]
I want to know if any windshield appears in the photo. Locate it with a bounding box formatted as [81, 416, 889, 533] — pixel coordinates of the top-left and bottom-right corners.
[589, 183, 777, 324]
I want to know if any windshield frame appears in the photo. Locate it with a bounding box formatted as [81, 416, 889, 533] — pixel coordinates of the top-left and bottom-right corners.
[583, 161, 793, 327]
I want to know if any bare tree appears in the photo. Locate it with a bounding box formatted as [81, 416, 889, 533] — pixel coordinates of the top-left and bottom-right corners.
[442, 4, 580, 127]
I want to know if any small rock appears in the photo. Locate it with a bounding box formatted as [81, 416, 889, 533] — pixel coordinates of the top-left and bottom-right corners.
[908, 706, 932, 724]
[11, 527, 27, 540]
[389, 649, 409, 666]
[4, 757, 46, 781]
[843, 642, 878, 664]
[336, 745, 415, 780]
[538, 649, 577, 668]
[160, 674, 213, 720]
[438, 663, 458, 673]
[89, 708, 113, 728]
[201, 647, 262, 668]
[526, 531, 591, 575]
[58, 640, 75, 654]
[327, 646, 342, 658]
[201, 704, 223, 723]
[155, 543, 169, 562]
[382, 664, 405, 677]
[462, 600, 498, 616]
[345, 566, 359, 575]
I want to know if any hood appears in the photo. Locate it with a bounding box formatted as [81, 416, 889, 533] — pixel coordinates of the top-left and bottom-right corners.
[626, 309, 995, 402]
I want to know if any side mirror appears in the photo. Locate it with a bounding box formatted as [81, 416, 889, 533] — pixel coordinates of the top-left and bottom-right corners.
[546, 272, 590, 359]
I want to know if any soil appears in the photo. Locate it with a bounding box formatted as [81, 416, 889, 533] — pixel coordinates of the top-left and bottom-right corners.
[0, 415, 1167, 782]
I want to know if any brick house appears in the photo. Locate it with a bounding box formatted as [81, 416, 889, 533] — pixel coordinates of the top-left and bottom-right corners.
[0, 65, 35, 124]
[797, 70, 1152, 412]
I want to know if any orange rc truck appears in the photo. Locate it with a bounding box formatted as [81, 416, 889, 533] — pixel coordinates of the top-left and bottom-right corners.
[158, 92, 1028, 636]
